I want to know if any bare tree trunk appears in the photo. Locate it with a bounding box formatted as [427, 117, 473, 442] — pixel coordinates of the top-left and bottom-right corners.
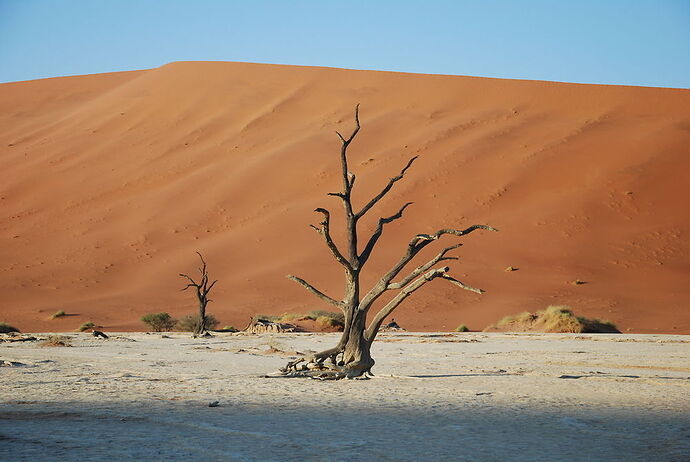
[180, 252, 217, 338]
[195, 297, 207, 337]
[277, 105, 496, 379]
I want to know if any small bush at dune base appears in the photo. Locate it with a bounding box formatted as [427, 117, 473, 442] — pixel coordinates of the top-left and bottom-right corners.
[141, 312, 177, 332]
[51, 310, 66, 319]
[177, 314, 219, 332]
[455, 324, 470, 332]
[307, 310, 345, 329]
[0, 322, 20, 334]
[485, 305, 620, 333]
[78, 321, 95, 332]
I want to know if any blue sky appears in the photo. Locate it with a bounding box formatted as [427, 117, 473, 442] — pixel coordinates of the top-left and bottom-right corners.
[1, 0, 689, 87]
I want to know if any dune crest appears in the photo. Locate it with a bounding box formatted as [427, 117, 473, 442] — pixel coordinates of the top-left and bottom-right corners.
[1, 61, 689, 333]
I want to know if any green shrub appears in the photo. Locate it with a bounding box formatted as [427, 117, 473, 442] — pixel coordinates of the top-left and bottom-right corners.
[141, 312, 177, 332]
[51, 310, 66, 319]
[177, 313, 219, 332]
[455, 324, 470, 332]
[78, 321, 95, 332]
[0, 322, 19, 333]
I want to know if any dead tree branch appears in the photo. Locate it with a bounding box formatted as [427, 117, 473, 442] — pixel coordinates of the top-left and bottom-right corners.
[365, 266, 450, 342]
[311, 208, 351, 270]
[356, 156, 418, 219]
[358, 201, 414, 267]
[286, 275, 343, 309]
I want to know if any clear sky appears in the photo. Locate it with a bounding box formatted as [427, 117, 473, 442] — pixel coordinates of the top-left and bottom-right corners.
[1, 0, 689, 87]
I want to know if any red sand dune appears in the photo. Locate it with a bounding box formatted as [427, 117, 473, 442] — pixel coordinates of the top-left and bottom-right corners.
[1, 61, 689, 333]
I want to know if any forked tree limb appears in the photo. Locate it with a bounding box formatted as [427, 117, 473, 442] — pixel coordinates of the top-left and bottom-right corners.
[311, 208, 351, 270]
[365, 266, 450, 341]
[356, 156, 418, 219]
[335, 104, 361, 196]
[412, 225, 498, 246]
[387, 243, 463, 289]
[335, 103, 361, 145]
[359, 226, 495, 314]
[286, 275, 344, 309]
[358, 201, 414, 267]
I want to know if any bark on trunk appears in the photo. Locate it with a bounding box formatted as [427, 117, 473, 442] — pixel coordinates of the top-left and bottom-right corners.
[341, 312, 374, 376]
[194, 298, 207, 337]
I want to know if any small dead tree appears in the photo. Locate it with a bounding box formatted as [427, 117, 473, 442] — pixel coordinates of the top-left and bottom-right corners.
[179, 252, 218, 338]
[277, 105, 497, 379]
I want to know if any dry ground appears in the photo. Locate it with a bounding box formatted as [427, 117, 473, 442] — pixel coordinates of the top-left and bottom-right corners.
[1, 332, 689, 461]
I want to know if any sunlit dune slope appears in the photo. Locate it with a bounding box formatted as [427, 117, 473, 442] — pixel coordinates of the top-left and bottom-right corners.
[1, 61, 689, 333]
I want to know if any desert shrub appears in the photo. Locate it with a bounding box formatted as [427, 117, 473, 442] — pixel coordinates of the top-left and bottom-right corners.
[218, 325, 237, 332]
[539, 305, 583, 333]
[51, 310, 66, 319]
[177, 313, 219, 332]
[41, 335, 72, 347]
[486, 305, 620, 333]
[141, 312, 177, 332]
[0, 322, 19, 333]
[455, 324, 470, 332]
[307, 310, 344, 323]
[78, 321, 95, 332]
[277, 313, 304, 323]
[315, 315, 344, 329]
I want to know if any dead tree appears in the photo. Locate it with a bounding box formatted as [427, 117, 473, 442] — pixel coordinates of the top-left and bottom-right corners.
[277, 105, 497, 379]
[180, 252, 217, 338]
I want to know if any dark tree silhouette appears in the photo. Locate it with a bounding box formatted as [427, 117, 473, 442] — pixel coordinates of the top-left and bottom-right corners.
[180, 252, 217, 338]
[277, 105, 497, 379]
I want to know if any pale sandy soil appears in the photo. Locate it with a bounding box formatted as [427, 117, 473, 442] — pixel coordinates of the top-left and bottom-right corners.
[1, 332, 688, 461]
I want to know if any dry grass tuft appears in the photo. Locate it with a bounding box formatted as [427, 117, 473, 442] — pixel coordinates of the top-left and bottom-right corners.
[486, 305, 619, 333]
[51, 310, 66, 319]
[78, 321, 95, 332]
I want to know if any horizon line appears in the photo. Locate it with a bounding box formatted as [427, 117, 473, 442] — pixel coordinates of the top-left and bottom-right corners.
[2, 60, 689, 91]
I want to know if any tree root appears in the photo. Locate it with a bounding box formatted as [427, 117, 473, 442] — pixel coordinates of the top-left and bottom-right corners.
[267, 356, 373, 380]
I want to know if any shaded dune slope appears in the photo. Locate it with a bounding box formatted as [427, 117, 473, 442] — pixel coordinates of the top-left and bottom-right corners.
[1, 61, 689, 333]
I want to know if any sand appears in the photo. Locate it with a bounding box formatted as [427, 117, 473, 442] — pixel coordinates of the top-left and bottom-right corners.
[1, 332, 688, 461]
[1, 61, 690, 333]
